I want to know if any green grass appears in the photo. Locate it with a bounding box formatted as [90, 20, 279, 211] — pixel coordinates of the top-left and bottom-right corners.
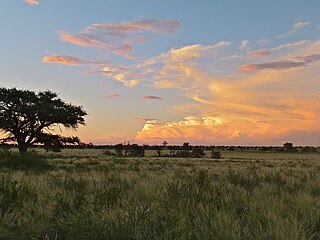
[0, 149, 319, 239]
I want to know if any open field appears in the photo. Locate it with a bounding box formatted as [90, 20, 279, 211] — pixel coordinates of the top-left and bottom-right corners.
[0, 149, 319, 240]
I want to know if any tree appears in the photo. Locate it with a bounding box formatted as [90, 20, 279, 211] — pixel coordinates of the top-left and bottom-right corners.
[155, 141, 168, 157]
[0, 87, 87, 154]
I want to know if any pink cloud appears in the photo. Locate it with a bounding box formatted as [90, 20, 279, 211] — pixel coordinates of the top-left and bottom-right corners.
[248, 49, 271, 57]
[142, 96, 164, 100]
[240, 61, 305, 71]
[240, 53, 320, 72]
[59, 18, 180, 60]
[105, 94, 120, 99]
[90, 19, 180, 34]
[23, 0, 39, 6]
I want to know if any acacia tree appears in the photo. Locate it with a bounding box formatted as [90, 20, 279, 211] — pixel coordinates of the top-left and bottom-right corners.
[0, 87, 87, 154]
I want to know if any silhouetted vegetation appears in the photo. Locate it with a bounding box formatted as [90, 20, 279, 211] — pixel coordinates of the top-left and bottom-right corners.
[0, 87, 86, 155]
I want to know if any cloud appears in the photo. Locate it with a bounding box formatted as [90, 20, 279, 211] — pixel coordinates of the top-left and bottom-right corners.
[240, 40, 249, 50]
[89, 19, 180, 34]
[58, 18, 180, 60]
[247, 40, 309, 58]
[23, 0, 39, 6]
[248, 49, 271, 57]
[277, 20, 309, 38]
[105, 94, 120, 99]
[45, 20, 320, 145]
[272, 40, 309, 51]
[240, 53, 320, 72]
[142, 96, 164, 100]
[136, 42, 231, 90]
[135, 39, 320, 145]
[134, 117, 157, 122]
[240, 60, 305, 71]
[43, 55, 106, 66]
[113, 73, 140, 88]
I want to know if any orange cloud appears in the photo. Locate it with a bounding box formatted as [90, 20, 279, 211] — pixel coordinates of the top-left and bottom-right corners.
[43, 55, 106, 66]
[142, 96, 163, 100]
[23, 0, 39, 6]
[135, 40, 320, 145]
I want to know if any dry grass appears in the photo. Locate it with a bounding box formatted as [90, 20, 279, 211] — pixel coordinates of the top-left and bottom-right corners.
[0, 149, 319, 239]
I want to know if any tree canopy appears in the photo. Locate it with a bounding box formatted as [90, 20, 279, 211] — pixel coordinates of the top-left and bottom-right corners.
[0, 87, 87, 154]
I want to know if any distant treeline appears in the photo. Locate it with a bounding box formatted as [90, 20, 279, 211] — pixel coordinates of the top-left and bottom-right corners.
[1, 143, 319, 153]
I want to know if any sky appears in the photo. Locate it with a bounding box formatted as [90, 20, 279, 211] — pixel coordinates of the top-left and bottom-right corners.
[1, 0, 320, 146]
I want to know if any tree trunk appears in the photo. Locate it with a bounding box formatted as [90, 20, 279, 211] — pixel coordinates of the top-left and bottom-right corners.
[18, 143, 28, 155]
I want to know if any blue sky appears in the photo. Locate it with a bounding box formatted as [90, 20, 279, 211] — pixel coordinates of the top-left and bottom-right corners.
[1, 1, 320, 145]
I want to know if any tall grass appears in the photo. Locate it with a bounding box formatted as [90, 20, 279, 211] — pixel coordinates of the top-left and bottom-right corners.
[0, 149, 319, 239]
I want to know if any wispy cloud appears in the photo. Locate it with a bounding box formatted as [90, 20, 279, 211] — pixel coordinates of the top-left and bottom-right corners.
[241, 53, 320, 72]
[134, 117, 157, 122]
[105, 94, 120, 99]
[248, 49, 271, 57]
[23, 0, 39, 6]
[247, 40, 309, 58]
[43, 55, 106, 66]
[240, 40, 249, 50]
[240, 60, 305, 71]
[142, 96, 164, 100]
[58, 18, 180, 60]
[277, 20, 309, 38]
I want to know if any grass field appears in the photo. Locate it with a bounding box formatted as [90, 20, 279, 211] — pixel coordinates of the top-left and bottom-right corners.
[0, 149, 319, 239]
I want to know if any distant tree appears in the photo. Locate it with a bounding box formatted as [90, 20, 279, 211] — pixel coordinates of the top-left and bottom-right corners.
[127, 144, 145, 157]
[155, 141, 168, 157]
[190, 148, 206, 158]
[41, 133, 81, 152]
[283, 142, 294, 152]
[182, 142, 190, 150]
[0, 87, 87, 154]
[114, 143, 124, 156]
[211, 150, 222, 159]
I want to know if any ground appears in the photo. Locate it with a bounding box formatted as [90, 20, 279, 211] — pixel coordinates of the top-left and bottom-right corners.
[0, 148, 319, 239]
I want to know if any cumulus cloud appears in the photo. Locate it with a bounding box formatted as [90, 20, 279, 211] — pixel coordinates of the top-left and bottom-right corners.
[45, 18, 320, 145]
[135, 39, 320, 145]
[142, 96, 164, 100]
[113, 73, 140, 88]
[277, 20, 309, 38]
[23, 0, 39, 6]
